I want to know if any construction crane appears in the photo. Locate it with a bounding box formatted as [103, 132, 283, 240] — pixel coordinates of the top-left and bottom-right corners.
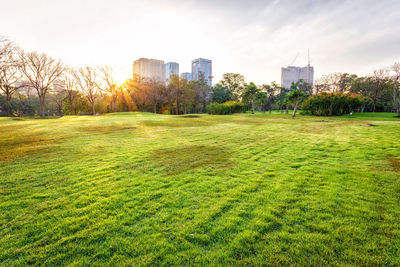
[290, 52, 300, 66]
[307, 49, 311, 84]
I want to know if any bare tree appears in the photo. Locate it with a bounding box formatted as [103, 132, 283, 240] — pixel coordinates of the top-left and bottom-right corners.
[146, 79, 166, 113]
[62, 68, 78, 115]
[370, 68, 390, 112]
[391, 62, 400, 116]
[0, 36, 14, 65]
[52, 80, 66, 116]
[73, 66, 100, 115]
[314, 73, 357, 93]
[98, 65, 117, 112]
[19, 51, 64, 116]
[0, 37, 24, 116]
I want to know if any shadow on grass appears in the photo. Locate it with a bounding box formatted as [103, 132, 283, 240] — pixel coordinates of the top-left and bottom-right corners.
[147, 145, 233, 175]
[140, 119, 214, 128]
[77, 125, 136, 134]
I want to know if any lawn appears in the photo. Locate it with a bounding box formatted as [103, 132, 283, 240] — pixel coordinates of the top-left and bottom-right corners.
[0, 112, 399, 265]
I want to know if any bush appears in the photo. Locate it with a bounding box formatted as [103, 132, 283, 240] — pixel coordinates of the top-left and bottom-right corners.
[206, 101, 246, 115]
[302, 92, 372, 116]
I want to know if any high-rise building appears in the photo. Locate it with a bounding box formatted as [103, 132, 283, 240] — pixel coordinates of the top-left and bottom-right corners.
[192, 58, 212, 86]
[180, 72, 192, 81]
[165, 62, 179, 83]
[281, 66, 314, 89]
[133, 58, 166, 82]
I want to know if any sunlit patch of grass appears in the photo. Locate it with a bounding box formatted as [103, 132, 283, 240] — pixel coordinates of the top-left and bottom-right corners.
[0, 126, 65, 163]
[0, 111, 399, 265]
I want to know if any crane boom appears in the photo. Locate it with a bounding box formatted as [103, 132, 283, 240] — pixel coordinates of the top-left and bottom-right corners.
[290, 52, 300, 66]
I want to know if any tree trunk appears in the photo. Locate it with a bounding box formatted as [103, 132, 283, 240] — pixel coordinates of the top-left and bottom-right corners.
[69, 96, 73, 115]
[6, 95, 11, 117]
[113, 95, 117, 112]
[40, 95, 46, 116]
[91, 102, 96, 115]
[372, 91, 377, 112]
[251, 100, 255, 114]
[292, 103, 298, 118]
[154, 104, 157, 114]
[286, 106, 289, 114]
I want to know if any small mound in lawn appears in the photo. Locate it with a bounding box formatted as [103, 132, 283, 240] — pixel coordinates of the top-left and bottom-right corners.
[390, 157, 400, 172]
[141, 119, 212, 128]
[180, 115, 201, 118]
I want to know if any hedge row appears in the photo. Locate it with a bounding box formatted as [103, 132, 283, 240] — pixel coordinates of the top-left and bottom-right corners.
[206, 101, 246, 115]
[302, 92, 372, 116]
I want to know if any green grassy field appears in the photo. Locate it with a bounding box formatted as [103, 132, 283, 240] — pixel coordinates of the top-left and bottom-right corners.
[1, 112, 399, 265]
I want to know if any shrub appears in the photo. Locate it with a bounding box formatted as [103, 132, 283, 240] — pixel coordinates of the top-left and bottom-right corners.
[302, 92, 372, 116]
[206, 101, 246, 115]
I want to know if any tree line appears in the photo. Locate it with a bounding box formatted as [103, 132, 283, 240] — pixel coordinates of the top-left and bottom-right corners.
[1, 36, 399, 117]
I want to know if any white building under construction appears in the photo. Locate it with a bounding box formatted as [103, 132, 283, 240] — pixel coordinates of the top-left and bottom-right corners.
[281, 66, 314, 89]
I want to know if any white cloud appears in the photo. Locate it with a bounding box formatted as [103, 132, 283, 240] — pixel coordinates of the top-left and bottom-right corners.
[1, 0, 399, 84]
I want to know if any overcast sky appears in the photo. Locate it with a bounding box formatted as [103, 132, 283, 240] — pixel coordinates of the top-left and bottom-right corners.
[1, 0, 399, 84]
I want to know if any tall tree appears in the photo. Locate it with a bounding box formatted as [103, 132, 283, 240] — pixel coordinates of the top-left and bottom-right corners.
[258, 84, 276, 113]
[315, 73, 357, 93]
[218, 73, 245, 100]
[242, 82, 260, 114]
[73, 66, 100, 115]
[391, 62, 400, 116]
[191, 79, 210, 113]
[147, 79, 166, 113]
[19, 51, 64, 116]
[370, 69, 390, 112]
[0, 36, 14, 65]
[285, 89, 307, 118]
[285, 80, 309, 114]
[98, 65, 118, 112]
[168, 76, 189, 115]
[0, 39, 23, 116]
[62, 68, 78, 115]
[275, 83, 289, 113]
[212, 84, 232, 103]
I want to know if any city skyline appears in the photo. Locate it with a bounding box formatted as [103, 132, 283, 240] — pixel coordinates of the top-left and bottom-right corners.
[1, 0, 400, 85]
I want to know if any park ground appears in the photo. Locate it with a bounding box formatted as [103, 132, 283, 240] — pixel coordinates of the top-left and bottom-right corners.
[0, 112, 399, 265]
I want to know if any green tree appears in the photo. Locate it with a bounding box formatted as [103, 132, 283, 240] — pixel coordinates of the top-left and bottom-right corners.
[211, 84, 232, 103]
[62, 92, 89, 115]
[350, 70, 394, 112]
[256, 84, 275, 113]
[275, 83, 289, 113]
[391, 62, 400, 116]
[191, 79, 210, 113]
[285, 89, 307, 118]
[168, 76, 192, 115]
[218, 73, 245, 100]
[242, 82, 260, 114]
